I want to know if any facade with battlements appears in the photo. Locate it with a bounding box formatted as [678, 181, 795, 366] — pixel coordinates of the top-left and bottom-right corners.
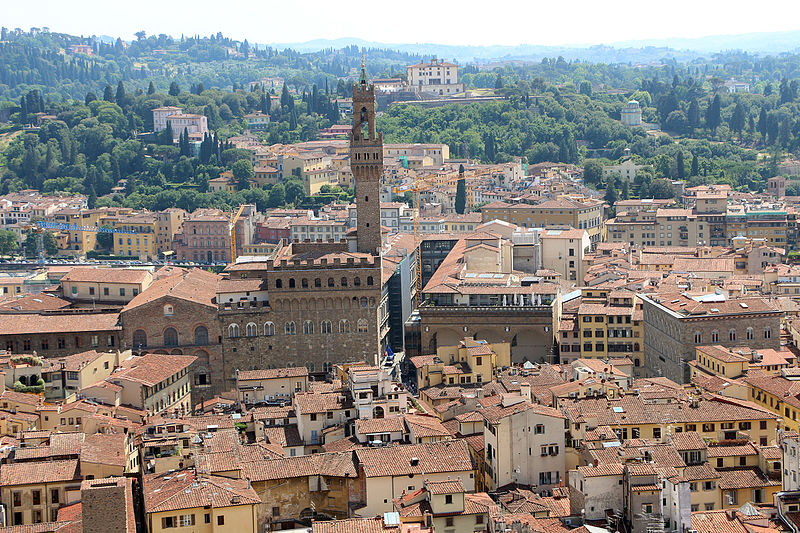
[217, 69, 386, 390]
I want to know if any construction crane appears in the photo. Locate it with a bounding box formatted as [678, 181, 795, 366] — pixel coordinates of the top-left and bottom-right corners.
[229, 205, 247, 264]
[392, 179, 429, 296]
[32, 221, 138, 263]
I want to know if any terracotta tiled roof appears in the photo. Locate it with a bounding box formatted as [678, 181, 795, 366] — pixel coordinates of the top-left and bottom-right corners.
[312, 517, 398, 533]
[0, 293, 71, 312]
[355, 440, 473, 478]
[707, 442, 758, 458]
[560, 395, 775, 426]
[14, 432, 83, 460]
[356, 417, 405, 435]
[404, 414, 450, 438]
[80, 432, 127, 467]
[121, 269, 220, 312]
[669, 431, 707, 451]
[0, 312, 120, 335]
[0, 459, 79, 485]
[293, 392, 349, 414]
[425, 479, 464, 494]
[262, 425, 303, 448]
[144, 470, 260, 513]
[683, 463, 720, 481]
[111, 353, 196, 387]
[242, 451, 358, 481]
[0, 523, 74, 533]
[61, 267, 150, 284]
[576, 463, 625, 477]
[717, 467, 779, 489]
[238, 367, 308, 380]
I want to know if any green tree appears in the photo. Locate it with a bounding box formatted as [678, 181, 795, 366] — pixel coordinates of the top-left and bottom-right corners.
[115, 81, 126, 107]
[169, 82, 180, 96]
[495, 73, 504, 90]
[604, 175, 618, 205]
[676, 151, 685, 179]
[583, 160, 603, 184]
[706, 94, 721, 134]
[455, 177, 466, 214]
[0, 230, 17, 256]
[729, 102, 746, 135]
[779, 117, 792, 148]
[23, 231, 57, 257]
[147, 81, 156, 95]
[232, 159, 254, 190]
[95, 226, 114, 250]
[758, 108, 768, 140]
[687, 98, 700, 130]
[691, 154, 699, 176]
[650, 178, 675, 199]
[103, 84, 114, 102]
[579, 81, 592, 97]
[268, 183, 286, 207]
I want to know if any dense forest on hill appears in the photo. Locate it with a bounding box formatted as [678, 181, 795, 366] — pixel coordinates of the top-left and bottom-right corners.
[3, 27, 800, 210]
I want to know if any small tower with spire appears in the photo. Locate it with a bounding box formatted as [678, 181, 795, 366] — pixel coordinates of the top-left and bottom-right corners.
[349, 50, 383, 256]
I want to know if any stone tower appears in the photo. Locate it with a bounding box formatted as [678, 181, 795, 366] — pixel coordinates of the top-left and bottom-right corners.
[350, 57, 383, 256]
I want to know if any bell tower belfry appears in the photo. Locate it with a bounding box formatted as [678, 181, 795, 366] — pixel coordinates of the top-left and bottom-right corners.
[350, 54, 383, 256]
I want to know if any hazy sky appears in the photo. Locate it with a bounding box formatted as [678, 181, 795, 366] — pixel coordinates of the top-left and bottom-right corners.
[3, 0, 800, 47]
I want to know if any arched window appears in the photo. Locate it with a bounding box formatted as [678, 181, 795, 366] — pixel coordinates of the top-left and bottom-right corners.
[194, 326, 208, 346]
[328, 278, 335, 287]
[164, 327, 178, 347]
[354, 277, 361, 287]
[339, 319, 350, 334]
[321, 320, 332, 334]
[132, 329, 147, 348]
[764, 327, 772, 339]
[746, 327, 754, 340]
[634, 343, 640, 352]
[341, 277, 348, 287]
[360, 297, 368, 308]
[711, 330, 719, 342]
[357, 319, 368, 333]
[289, 278, 296, 288]
[634, 358, 641, 367]
[275, 279, 283, 289]
[694, 331, 702, 344]
[729, 329, 737, 341]
[314, 278, 321, 288]
[246, 323, 258, 337]
[367, 276, 374, 286]
[228, 324, 240, 338]
[303, 320, 314, 335]
[285, 322, 296, 335]
[302, 278, 309, 289]
[163, 304, 174, 317]
[369, 297, 376, 308]
[264, 322, 275, 336]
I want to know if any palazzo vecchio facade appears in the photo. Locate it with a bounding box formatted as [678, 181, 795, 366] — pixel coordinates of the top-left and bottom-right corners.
[217, 68, 387, 392]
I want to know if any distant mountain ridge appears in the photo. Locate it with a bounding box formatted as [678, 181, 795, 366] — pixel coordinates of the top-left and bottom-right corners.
[267, 30, 800, 64]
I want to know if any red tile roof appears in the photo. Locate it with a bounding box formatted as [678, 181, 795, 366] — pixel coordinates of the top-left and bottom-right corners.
[143, 470, 260, 513]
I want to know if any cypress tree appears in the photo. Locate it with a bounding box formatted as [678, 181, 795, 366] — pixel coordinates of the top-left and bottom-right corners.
[691, 154, 699, 176]
[115, 81, 126, 106]
[676, 151, 685, 179]
[148, 81, 156, 95]
[103, 83, 114, 102]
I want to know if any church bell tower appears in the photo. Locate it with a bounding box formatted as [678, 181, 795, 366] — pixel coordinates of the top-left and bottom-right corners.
[349, 55, 383, 256]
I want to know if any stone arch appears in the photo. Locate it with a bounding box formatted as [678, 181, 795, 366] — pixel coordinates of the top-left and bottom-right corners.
[163, 327, 179, 347]
[170, 349, 183, 355]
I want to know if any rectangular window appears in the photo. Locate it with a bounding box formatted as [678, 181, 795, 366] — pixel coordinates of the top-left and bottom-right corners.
[32, 490, 41, 505]
[217, 516, 225, 526]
